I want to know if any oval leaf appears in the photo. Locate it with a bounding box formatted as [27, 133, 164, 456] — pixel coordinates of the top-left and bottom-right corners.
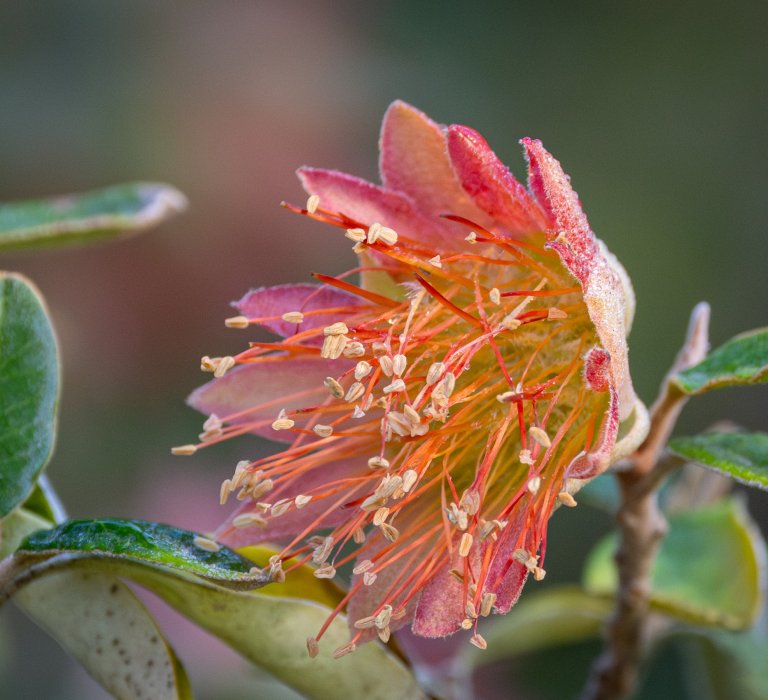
[0, 182, 187, 250]
[1, 509, 191, 700]
[18, 518, 268, 589]
[673, 327, 768, 394]
[669, 432, 768, 491]
[10, 518, 425, 700]
[470, 587, 612, 667]
[0, 274, 59, 517]
[583, 498, 766, 629]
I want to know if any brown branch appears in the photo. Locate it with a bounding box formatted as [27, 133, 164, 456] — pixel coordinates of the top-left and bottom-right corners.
[580, 302, 710, 700]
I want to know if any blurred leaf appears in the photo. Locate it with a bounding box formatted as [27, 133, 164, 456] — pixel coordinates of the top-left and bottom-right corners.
[584, 498, 766, 629]
[674, 629, 768, 700]
[8, 518, 424, 699]
[471, 587, 611, 667]
[18, 518, 268, 589]
[0, 182, 187, 250]
[0, 274, 59, 517]
[1, 509, 191, 699]
[673, 327, 768, 394]
[669, 432, 768, 491]
[238, 545, 344, 609]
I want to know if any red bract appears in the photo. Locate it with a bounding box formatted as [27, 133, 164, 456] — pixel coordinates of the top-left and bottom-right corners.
[177, 102, 648, 656]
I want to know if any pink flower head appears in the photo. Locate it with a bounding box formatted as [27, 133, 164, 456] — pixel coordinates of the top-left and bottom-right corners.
[177, 102, 648, 656]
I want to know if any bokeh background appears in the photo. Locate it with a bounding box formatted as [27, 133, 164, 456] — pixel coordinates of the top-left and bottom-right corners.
[1, 1, 766, 698]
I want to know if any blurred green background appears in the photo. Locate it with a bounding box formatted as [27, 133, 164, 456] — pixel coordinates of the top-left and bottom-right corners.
[1, 1, 766, 698]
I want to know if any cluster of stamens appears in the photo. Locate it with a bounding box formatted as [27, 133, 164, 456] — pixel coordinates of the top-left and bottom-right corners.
[177, 193, 608, 657]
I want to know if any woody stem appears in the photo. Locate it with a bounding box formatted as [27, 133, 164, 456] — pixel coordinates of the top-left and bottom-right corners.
[580, 303, 710, 700]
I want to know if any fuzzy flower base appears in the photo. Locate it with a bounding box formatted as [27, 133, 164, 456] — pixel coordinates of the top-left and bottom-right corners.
[176, 102, 648, 657]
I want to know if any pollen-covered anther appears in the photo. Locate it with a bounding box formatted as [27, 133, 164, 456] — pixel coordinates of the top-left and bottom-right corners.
[306, 194, 320, 214]
[368, 456, 390, 470]
[323, 376, 344, 399]
[224, 315, 250, 329]
[527, 476, 542, 494]
[461, 618, 474, 630]
[333, 642, 356, 659]
[378, 355, 394, 377]
[480, 592, 497, 617]
[512, 548, 539, 572]
[377, 626, 391, 643]
[373, 507, 390, 526]
[425, 362, 445, 386]
[193, 536, 220, 552]
[271, 413, 295, 431]
[547, 307, 568, 321]
[353, 559, 374, 575]
[403, 404, 421, 425]
[380, 523, 400, 542]
[281, 311, 305, 324]
[171, 444, 198, 456]
[313, 424, 334, 438]
[219, 479, 233, 505]
[465, 231, 477, 243]
[344, 382, 365, 403]
[352, 405, 366, 419]
[352, 527, 366, 543]
[489, 287, 501, 305]
[533, 566, 547, 581]
[366, 222, 383, 244]
[342, 341, 365, 358]
[200, 356, 216, 372]
[428, 255, 442, 268]
[213, 356, 235, 378]
[271, 499, 291, 517]
[392, 354, 407, 376]
[306, 637, 319, 658]
[376, 226, 398, 246]
[354, 361, 373, 380]
[320, 333, 348, 359]
[313, 564, 336, 579]
[345, 227, 366, 243]
[501, 316, 522, 331]
[465, 601, 478, 619]
[382, 378, 406, 395]
[385, 411, 411, 438]
[375, 605, 393, 630]
[529, 426, 552, 449]
[437, 372, 456, 397]
[312, 536, 334, 564]
[447, 503, 469, 531]
[232, 512, 267, 528]
[353, 615, 377, 630]
[268, 555, 285, 583]
[401, 469, 419, 492]
[323, 321, 349, 336]
[294, 494, 312, 509]
[558, 491, 578, 508]
[459, 490, 481, 516]
[519, 449, 534, 465]
[470, 634, 488, 650]
[459, 532, 474, 558]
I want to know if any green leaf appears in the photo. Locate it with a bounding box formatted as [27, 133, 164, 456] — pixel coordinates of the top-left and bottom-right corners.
[471, 587, 611, 667]
[0, 182, 187, 250]
[584, 498, 766, 629]
[671, 629, 768, 700]
[669, 432, 768, 492]
[9, 518, 425, 700]
[18, 518, 267, 588]
[673, 327, 768, 394]
[0, 274, 59, 517]
[1, 509, 191, 699]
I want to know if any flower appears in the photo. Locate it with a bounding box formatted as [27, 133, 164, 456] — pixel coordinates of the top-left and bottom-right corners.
[176, 102, 648, 656]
